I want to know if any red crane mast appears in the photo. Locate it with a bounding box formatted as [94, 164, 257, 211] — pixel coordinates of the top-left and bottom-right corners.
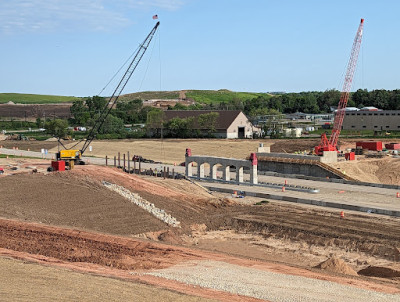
[315, 18, 364, 155]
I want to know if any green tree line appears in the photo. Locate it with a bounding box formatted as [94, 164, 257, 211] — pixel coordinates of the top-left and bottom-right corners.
[60, 89, 400, 139]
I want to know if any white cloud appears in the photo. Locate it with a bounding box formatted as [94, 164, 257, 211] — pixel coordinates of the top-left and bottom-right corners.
[128, 0, 184, 11]
[0, 0, 184, 34]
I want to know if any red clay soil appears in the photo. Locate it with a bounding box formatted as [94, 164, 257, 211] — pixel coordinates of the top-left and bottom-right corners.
[0, 219, 262, 302]
[0, 218, 399, 298]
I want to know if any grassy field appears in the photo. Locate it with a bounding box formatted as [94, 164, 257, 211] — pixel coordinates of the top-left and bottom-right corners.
[0, 93, 80, 104]
[185, 90, 270, 104]
[1, 90, 271, 105]
[120, 89, 271, 104]
[120, 91, 180, 101]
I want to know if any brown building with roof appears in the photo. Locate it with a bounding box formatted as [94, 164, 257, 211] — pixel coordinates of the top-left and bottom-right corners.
[163, 110, 255, 138]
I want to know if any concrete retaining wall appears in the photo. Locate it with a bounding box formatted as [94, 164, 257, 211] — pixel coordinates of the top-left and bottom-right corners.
[257, 161, 342, 179]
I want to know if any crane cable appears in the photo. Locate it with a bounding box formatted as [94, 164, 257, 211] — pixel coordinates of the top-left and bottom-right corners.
[65, 45, 143, 151]
[98, 45, 141, 97]
[156, 28, 166, 163]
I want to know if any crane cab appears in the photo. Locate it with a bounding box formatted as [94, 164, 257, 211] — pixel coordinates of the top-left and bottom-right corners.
[56, 149, 83, 169]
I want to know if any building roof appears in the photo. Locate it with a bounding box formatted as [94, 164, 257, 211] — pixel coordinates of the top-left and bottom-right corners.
[163, 110, 244, 130]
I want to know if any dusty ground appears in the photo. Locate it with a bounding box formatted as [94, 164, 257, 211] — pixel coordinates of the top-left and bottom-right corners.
[1, 141, 400, 299]
[0, 257, 214, 302]
[0, 162, 400, 299]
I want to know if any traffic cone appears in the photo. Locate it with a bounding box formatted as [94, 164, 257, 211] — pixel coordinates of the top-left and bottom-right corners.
[282, 186, 285, 192]
[284, 179, 287, 185]
[397, 192, 400, 198]
[340, 211, 345, 218]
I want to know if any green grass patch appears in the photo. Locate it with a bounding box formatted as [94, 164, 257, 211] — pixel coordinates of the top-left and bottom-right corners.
[0, 93, 80, 104]
[185, 90, 269, 104]
[0, 121, 37, 130]
[0, 154, 25, 159]
[254, 200, 270, 205]
[120, 91, 180, 101]
[120, 89, 272, 104]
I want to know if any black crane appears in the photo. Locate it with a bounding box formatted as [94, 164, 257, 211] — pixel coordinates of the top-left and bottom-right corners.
[81, 21, 160, 155]
[56, 22, 160, 166]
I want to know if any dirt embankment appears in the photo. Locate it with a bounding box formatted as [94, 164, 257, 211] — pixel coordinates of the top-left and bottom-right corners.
[1, 163, 400, 298]
[331, 156, 400, 184]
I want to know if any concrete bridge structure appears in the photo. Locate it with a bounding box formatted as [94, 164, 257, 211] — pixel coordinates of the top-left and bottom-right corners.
[185, 149, 258, 185]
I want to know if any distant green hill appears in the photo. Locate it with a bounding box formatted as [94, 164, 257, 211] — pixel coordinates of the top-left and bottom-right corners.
[1, 90, 272, 105]
[121, 89, 271, 104]
[119, 91, 180, 101]
[185, 90, 270, 104]
[0, 93, 80, 104]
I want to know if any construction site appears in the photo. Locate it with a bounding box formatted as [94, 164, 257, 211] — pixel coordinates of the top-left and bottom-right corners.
[1, 19, 400, 302]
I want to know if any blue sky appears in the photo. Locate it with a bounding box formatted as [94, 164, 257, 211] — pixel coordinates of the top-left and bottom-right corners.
[0, 0, 399, 97]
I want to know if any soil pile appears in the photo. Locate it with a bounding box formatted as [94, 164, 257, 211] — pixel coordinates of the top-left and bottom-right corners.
[358, 266, 400, 279]
[314, 257, 358, 276]
[331, 157, 400, 185]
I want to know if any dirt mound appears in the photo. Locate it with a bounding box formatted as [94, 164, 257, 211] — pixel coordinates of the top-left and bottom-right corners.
[45, 137, 58, 141]
[6, 101, 15, 104]
[314, 257, 358, 276]
[358, 266, 400, 279]
[331, 157, 400, 185]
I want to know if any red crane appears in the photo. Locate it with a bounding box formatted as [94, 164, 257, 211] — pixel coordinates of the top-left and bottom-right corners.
[315, 18, 364, 155]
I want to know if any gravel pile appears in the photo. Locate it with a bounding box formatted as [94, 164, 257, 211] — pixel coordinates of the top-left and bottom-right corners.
[146, 260, 400, 302]
[103, 181, 180, 227]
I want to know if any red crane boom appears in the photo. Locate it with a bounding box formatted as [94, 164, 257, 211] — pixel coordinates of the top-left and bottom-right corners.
[315, 18, 364, 155]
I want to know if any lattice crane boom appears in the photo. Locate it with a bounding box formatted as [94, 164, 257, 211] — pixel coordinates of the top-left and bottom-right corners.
[80, 21, 160, 155]
[315, 18, 364, 155]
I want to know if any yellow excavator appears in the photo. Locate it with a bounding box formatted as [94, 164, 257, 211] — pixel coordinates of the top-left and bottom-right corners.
[52, 22, 160, 170]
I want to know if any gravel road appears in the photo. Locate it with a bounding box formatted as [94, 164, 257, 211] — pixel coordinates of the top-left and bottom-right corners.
[146, 260, 400, 302]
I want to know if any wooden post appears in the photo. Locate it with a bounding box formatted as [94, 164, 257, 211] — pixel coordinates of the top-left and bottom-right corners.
[127, 151, 130, 173]
[123, 154, 126, 170]
[105, 155, 108, 166]
[138, 158, 141, 174]
[133, 158, 136, 174]
[114, 156, 116, 167]
[163, 167, 166, 179]
[172, 168, 175, 179]
[167, 167, 170, 178]
[118, 152, 120, 167]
